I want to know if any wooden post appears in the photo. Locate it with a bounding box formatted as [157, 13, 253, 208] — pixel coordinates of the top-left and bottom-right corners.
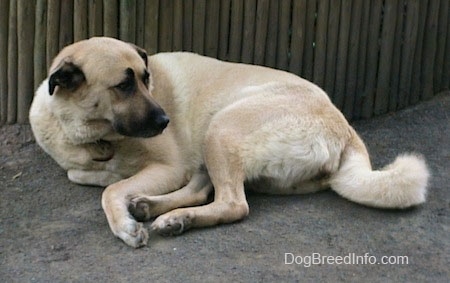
[313, 0, 330, 88]
[0, 0, 10, 124]
[324, 0, 340, 96]
[17, 0, 35, 123]
[205, 0, 220, 58]
[264, 0, 278, 67]
[289, 0, 306, 76]
[254, 0, 270, 66]
[276, 0, 291, 70]
[7, 0, 17, 124]
[421, 0, 440, 100]
[361, 0, 383, 119]
[229, 0, 244, 62]
[388, 0, 404, 112]
[241, 0, 256, 64]
[434, 0, 449, 92]
[89, 0, 103, 37]
[120, 0, 136, 43]
[333, 0, 351, 109]
[218, 0, 230, 60]
[353, 0, 370, 119]
[34, 0, 47, 91]
[136, 0, 146, 47]
[103, 0, 118, 38]
[158, 0, 173, 51]
[343, 0, 363, 119]
[374, 0, 398, 116]
[74, 0, 88, 41]
[144, 0, 159, 54]
[46, 0, 60, 69]
[59, 0, 74, 49]
[398, 0, 419, 109]
[173, 0, 183, 51]
[410, 0, 429, 105]
[192, 0, 206, 54]
[302, 0, 317, 81]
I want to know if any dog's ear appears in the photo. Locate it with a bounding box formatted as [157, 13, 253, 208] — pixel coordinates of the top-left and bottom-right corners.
[129, 43, 148, 67]
[48, 61, 85, 95]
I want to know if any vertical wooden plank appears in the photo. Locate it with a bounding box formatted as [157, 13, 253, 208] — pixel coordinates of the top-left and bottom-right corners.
[74, 0, 88, 41]
[1, 0, 10, 123]
[229, 0, 244, 62]
[192, 0, 206, 54]
[264, 0, 278, 67]
[103, 0, 118, 38]
[183, 0, 193, 52]
[241, 0, 257, 64]
[324, 0, 340, 96]
[333, 0, 351, 110]
[7, 0, 17, 123]
[361, 0, 383, 119]
[89, 0, 103, 37]
[289, 0, 306, 75]
[59, 0, 74, 49]
[353, 0, 370, 119]
[47, 0, 60, 68]
[144, 0, 159, 54]
[421, 0, 440, 100]
[17, 0, 35, 123]
[172, 0, 183, 51]
[343, 0, 362, 119]
[388, 0, 404, 112]
[398, 0, 419, 109]
[374, 0, 398, 116]
[276, 0, 291, 70]
[120, 0, 136, 42]
[313, 0, 329, 88]
[254, 0, 270, 65]
[205, 0, 220, 58]
[158, 0, 173, 51]
[302, 0, 316, 80]
[218, 0, 230, 60]
[441, 2, 450, 90]
[34, 0, 47, 90]
[434, 0, 449, 91]
[136, 0, 146, 46]
[410, 0, 428, 104]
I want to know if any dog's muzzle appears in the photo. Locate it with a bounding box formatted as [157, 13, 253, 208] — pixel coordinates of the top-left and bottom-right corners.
[113, 107, 170, 138]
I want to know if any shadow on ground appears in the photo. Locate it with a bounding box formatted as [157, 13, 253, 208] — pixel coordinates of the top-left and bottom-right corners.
[1, 94, 449, 282]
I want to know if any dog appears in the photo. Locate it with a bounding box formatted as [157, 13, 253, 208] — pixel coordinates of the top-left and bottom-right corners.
[29, 37, 430, 248]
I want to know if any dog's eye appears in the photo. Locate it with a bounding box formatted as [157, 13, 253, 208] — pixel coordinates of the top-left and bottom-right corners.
[115, 79, 134, 93]
[142, 71, 150, 86]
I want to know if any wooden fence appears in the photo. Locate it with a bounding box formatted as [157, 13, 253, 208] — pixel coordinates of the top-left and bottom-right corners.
[1, 0, 449, 124]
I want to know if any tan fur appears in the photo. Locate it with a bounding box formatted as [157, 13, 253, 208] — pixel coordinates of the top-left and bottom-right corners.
[29, 37, 430, 248]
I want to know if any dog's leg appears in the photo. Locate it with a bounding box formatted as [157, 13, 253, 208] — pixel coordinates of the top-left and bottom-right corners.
[151, 129, 250, 236]
[101, 164, 186, 248]
[128, 171, 213, 221]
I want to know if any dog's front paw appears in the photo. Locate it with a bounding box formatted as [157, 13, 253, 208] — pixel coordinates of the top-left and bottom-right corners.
[128, 197, 156, 222]
[114, 218, 149, 248]
[151, 210, 193, 236]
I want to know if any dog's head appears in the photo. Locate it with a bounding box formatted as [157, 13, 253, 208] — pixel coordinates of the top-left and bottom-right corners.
[48, 37, 169, 139]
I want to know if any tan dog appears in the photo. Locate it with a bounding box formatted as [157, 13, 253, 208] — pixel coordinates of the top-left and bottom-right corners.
[29, 37, 429, 248]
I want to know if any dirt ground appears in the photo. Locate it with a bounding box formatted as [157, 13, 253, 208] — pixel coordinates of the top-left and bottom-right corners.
[1, 93, 449, 282]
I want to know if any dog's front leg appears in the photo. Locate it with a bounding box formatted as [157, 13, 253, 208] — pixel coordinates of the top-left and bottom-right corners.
[101, 164, 186, 248]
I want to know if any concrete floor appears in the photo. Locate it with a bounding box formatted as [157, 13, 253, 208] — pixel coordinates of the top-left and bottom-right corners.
[1, 93, 449, 282]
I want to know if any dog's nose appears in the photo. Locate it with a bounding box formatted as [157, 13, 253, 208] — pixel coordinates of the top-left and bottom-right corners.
[155, 114, 170, 130]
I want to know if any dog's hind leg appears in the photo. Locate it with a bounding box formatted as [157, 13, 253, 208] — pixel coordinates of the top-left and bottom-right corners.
[151, 124, 250, 236]
[128, 171, 213, 221]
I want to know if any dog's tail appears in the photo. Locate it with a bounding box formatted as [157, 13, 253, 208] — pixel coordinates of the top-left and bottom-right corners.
[329, 132, 429, 209]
